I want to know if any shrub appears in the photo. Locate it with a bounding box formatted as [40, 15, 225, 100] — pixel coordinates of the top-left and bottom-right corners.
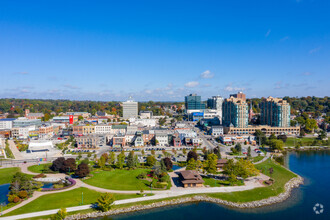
[18, 190, 28, 199]
[8, 194, 17, 203]
[13, 196, 20, 203]
[137, 172, 147, 179]
[97, 193, 115, 212]
[34, 173, 46, 178]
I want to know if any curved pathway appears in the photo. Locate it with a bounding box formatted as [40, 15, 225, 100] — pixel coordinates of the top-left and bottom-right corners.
[0, 162, 269, 219]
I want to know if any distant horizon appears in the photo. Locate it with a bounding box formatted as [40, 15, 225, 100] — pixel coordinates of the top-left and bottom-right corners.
[0, 94, 328, 103]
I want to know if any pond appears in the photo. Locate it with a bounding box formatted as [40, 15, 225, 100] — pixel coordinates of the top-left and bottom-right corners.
[41, 182, 54, 189]
[0, 184, 10, 205]
[172, 165, 182, 171]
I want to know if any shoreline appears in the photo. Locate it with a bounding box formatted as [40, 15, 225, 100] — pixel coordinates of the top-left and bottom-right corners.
[66, 175, 304, 220]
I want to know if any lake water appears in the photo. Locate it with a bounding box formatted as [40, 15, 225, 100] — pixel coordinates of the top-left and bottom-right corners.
[0, 184, 10, 205]
[98, 150, 330, 220]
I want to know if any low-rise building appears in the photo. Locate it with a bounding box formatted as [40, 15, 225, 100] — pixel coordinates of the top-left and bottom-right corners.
[76, 134, 101, 149]
[133, 131, 144, 147]
[13, 117, 41, 128]
[155, 130, 170, 146]
[0, 118, 16, 130]
[224, 125, 300, 136]
[112, 135, 126, 147]
[139, 111, 153, 119]
[95, 124, 112, 134]
[211, 126, 224, 136]
[179, 170, 204, 188]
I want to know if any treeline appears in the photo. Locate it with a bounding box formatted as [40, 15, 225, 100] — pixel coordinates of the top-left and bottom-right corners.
[0, 98, 182, 117]
[247, 96, 329, 117]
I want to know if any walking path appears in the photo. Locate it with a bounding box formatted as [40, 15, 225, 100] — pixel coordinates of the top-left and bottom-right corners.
[253, 152, 271, 164]
[7, 140, 23, 160]
[0, 173, 267, 220]
[0, 161, 269, 219]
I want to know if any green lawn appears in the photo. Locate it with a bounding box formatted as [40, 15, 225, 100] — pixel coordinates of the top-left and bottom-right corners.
[27, 163, 52, 173]
[251, 155, 265, 163]
[4, 187, 149, 216]
[203, 177, 243, 187]
[206, 159, 297, 202]
[0, 167, 21, 184]
[83, 169, 152, 190]
[285, 137, 316, 146]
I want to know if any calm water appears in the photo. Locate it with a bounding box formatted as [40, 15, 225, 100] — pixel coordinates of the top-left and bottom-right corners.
[97, 151, 330, 220]
[0, 184, 10, 205]
[42, 182, 54, 189]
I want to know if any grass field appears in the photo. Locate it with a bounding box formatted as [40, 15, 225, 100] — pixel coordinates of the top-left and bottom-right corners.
[251, 155, 265, 163]
[203, 177, 243, 187]
[27, 163, 52, 173]
[83, 169, 152, 190]
[0, 167, 21, 184]
[285, 137, 316, 146]
[4, 187, 149, 216]
[206, 159, 297, 202]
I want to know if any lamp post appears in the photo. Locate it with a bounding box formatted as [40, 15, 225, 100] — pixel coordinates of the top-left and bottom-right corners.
[81, 192, 84, 205]
[150, 184, 153, 194]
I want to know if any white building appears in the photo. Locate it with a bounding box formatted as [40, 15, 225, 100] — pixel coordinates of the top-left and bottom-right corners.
[123, 97, 138, 119]
[129, 118, 156, 127]
[155, 130, 169, 146]
[95, 125, 113, 134]
[176, 130, 197, 141]
[211, 126, 224, 136]
[139, 111, 153, 119]
[0, 118, 15, 129]
[207, 96, 223, 122]
[203, 109, 221, 119]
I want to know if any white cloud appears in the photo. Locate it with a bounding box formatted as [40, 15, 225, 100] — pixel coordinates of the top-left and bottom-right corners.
[309, 47, 321, 54]
[265, 29, 271, 37]
[184, 81, 199, 88]
[224, 83, 245, 92]
[280, 36, 290, 42]
[200, 70, 214, 79]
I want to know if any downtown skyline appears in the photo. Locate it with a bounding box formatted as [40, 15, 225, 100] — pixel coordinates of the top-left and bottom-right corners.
[0, 0, 329, 101]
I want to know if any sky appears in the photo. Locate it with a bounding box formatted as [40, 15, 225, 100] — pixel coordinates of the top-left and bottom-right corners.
[0, 0, 329, 101]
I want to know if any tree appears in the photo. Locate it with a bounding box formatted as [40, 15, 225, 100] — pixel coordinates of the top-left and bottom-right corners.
[62, 158, 76, 173]
[101, 153, 108, 162]
[50, 157, 66, 172]
[109, 152, 115, 165]
[254, 130, 267, 145]
[141, 149, 145, 156]
[277, 134, 287, 143]
[97, 193, 115, 212]
[97, 156, 106, 169]
[127, 151, 135, 169]
[182, 148, 187, 155]
[133, 154, 139, 167]
[234, 143, 242, 153]
[205, 153, 217, 174]
[247, 146, 251, 158]
[160, 159, 167, 173]
[186, 158, 197, 170]
[187, 150, 198, 162]
[214, 147, 221, 159]
[146, 155, 156, 167]
[9, 172, 34, 196]
[269, 139, 284, 151]
[51, 208, 67, 220]
[318, 130, 327, 140]
[75, 162, 90, 178]
[223, 159, 259, 179]
[78, 115, 84, 121]
[162, 157, 173, 171]
[116, 151, 125, 169]
[268, 133, 276, 141]
[151, 149, 155, 155]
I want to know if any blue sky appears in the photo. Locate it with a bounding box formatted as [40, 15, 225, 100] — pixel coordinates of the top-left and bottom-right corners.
[0, 0, 329, 101]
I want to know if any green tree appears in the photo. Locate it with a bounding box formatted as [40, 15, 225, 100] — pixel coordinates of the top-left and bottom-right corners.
[116, 151, 125, 169]
[269, 139, 284, 151]
[127, 151, 135, 169]
[98, 156, 106, 169]
[247, 146, 251, 158]
[186, 158, 197, 170]
[146, 155, 156, 167]
[205, 153, 217, 174]
[109, 152, 115, 165]
[51, 208, 67, 220]
[97, 193, 115, 212]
